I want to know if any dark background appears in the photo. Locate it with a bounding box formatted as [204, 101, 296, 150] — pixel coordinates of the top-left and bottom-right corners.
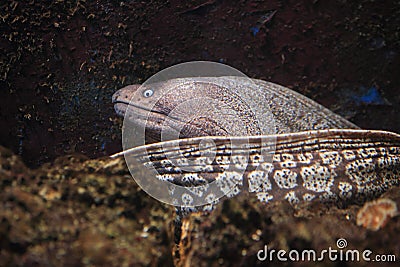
[1, 0, 399, 168]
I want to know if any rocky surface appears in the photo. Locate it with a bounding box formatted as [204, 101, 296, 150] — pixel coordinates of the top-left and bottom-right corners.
[174, 190, 400, 266]
[0, 146, 174, 266]
[1, 146, 399, 266]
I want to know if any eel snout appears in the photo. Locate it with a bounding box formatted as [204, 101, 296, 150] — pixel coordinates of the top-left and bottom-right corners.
[112, 84, 141, 116]
[112, 84, 141, 104]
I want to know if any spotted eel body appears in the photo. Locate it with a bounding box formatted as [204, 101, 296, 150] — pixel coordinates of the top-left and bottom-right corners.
[112, 76, 400, 244]
[122, 129, 400, 208]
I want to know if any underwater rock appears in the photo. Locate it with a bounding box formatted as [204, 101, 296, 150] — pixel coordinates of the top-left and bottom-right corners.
[0, 146, 174, 267]
[1, 146, 400, 266]
[356, 198, 398, 231]
[174, 189, 400, 266]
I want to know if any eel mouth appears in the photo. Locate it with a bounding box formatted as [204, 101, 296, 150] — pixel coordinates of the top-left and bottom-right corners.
[113, 99, 183, 123]
[113, 100, 227, 137]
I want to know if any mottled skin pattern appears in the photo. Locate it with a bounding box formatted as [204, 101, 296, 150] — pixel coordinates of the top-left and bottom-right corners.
[112, 77, 400, 245]
[127, 129, 400, 206]
[118, 129, 400, 244]
[112, 76, 359, 141]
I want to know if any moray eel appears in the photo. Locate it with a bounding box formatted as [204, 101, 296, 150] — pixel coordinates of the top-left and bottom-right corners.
[112, 76, 359, 141]
[112, 76, 400, 243]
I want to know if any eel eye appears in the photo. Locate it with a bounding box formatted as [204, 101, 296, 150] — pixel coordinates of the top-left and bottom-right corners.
[143, 89, 154, 98]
